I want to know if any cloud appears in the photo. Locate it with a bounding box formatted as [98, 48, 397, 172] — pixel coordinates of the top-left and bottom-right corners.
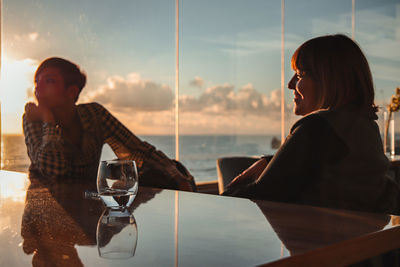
[311, 14, 352, 36]
[87, 75, 290, 134]
[311, 3, 400, 62]
[178, 112, 283, 135]
[190, 76, 204, 88]
[201, 28, 304, 56]
[13, 32, 40, 42]
[179, 83, 287, 118]
[109, 103, 286, 135]
[89, 73, 174, 112]
[371, 63, 400, 83]
[89, 74, 287, 117]
[28, 32, 39, 41]
[109, 109, 175, 135]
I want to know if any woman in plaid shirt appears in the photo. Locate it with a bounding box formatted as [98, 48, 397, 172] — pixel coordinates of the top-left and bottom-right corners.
[23, 57, 195, 191]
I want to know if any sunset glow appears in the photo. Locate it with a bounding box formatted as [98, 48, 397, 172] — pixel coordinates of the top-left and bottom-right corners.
[0, 171, 28, 202]
[0, 0, 399, 136]
[0, 56, 38, 133]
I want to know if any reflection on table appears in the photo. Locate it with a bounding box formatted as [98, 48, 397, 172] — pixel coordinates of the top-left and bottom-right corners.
[0, 170, 399, 266]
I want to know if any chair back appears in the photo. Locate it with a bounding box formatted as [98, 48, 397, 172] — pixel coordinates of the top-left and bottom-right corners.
[216, 156, 260, 194]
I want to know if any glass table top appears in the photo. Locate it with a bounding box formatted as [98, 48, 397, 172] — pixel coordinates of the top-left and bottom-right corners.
[0, 170, 398, 266]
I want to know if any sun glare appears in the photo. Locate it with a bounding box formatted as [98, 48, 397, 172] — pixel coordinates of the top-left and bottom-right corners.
[0, 56, 38, 134]
[0, 171, 29, 202]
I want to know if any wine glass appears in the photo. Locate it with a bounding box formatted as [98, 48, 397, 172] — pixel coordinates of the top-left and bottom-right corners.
[97, 160, 139, 210]
[96, 208, 138, 259]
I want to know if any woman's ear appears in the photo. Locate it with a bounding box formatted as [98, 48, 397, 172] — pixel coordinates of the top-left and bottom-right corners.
[66, 85, 80, 102]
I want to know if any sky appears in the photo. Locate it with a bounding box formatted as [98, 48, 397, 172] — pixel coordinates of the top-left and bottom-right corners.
[1, 0, 399, 135]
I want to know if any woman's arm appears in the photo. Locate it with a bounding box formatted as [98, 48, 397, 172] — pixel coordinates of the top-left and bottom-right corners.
[93, 103, 194, 191]
[23, 114, 69, 177]
[225, 157, 270, 190]
[91, 103, 154, 164]
[227, 115, 328, 202]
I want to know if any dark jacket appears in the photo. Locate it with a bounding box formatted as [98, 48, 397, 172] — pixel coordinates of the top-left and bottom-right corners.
[229, 106, 399, 214]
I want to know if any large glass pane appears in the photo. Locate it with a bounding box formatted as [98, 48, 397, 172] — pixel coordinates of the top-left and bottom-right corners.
[179, 0, 282, 182]
[284, 0, 353, 135]
[1, 0, 175, 171]
[354, 0, 400, 153]
[284, 0, 400, 153]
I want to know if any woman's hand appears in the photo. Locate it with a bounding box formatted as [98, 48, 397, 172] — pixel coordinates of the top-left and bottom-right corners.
[226, 158, 269, 190]
[24, 102, 55, 123]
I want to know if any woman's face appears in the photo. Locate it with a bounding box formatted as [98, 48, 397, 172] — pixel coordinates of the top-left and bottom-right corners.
[288, 70, 319, 116]
[34, 67, 68, 108]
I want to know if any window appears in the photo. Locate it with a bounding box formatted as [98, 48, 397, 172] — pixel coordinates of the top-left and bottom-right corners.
[2, 0, 399, 182]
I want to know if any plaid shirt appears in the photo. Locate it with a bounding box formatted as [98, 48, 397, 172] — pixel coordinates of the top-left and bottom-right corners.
[23, 102, 194, 190]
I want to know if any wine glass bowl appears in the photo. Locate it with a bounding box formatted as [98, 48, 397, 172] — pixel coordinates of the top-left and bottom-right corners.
[97, 160, 139, 210]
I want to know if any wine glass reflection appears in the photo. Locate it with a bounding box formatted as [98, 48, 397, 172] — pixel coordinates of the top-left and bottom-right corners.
[96, 208, 138, 259]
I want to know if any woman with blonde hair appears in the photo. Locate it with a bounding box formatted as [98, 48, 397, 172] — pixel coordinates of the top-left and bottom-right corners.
[224, 34, 399, 214]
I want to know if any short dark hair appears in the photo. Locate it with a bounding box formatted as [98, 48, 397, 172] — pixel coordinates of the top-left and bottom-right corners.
[291, 34, 377, 114]
[35, 57, 87, 101]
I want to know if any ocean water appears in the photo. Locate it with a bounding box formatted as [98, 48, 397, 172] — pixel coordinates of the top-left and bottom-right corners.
[2, 134, 278, 182]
